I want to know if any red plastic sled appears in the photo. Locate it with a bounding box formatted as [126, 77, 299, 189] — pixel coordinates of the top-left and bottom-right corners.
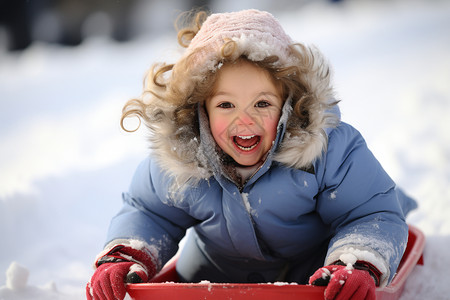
[127, 225, 425, 300]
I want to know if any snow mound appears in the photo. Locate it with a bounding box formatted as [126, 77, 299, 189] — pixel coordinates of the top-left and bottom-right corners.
[0, 262, 77, 300]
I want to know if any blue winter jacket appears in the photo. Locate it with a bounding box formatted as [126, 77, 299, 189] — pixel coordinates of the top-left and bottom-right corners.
[105, 101, 416, 286]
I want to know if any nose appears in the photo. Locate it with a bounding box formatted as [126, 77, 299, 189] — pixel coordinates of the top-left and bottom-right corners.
[236, 110, 255, 126]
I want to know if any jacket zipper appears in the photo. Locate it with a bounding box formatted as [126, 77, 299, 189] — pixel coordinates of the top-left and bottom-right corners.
[238, 161, 269, 193]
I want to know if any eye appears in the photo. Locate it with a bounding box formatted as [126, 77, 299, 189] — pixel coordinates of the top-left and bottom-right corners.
[217, 102, 234, 109]
[255, 100, 271, 108]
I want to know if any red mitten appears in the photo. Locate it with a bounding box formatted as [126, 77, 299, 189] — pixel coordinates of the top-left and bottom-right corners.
[86, 244, 157, 300]
[309, 261, 380, 300]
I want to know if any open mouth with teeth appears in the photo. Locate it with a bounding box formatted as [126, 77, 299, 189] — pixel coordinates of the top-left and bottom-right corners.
[232, 135, 261, 151]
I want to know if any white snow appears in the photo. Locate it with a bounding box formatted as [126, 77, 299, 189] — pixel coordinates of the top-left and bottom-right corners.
[0, 262, 69, 300]
[1, 0, 449, 299]
[241, 192, 258, 217]
[339, 253, 358, 267]
[5, 263, 29, 291]
[338, 248, 387, 278]
[273, 282, 289, 286]
[330, 190, 338, 200]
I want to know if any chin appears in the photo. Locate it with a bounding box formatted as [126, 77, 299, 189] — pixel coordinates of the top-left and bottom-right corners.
[231, 155, 262, 167]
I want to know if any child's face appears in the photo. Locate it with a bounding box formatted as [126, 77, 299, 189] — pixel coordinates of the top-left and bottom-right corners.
[206, 61, 283, 167]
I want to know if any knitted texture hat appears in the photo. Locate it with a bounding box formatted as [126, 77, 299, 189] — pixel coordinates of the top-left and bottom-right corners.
[184, 9, 296, 74]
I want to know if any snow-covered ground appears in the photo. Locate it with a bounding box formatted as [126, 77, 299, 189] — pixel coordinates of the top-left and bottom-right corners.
[1, 0, 449, 299]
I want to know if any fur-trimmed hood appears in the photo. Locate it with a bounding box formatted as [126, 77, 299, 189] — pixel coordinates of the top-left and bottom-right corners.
[144, 45, 340, 191]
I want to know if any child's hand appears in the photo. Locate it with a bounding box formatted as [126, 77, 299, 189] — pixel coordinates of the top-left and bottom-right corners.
[309, 261, 380, 300]
[86, 261, 148, 300]
[86, 244, 157, 300]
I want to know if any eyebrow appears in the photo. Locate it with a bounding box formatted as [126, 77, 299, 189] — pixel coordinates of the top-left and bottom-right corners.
[211, 91, 280, 99]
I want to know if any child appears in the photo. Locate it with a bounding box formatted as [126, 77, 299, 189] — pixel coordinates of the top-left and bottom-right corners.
[86, 9, 417, 300]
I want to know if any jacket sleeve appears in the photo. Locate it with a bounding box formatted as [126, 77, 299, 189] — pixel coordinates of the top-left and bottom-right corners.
[314, 122, 410, 287]
[104, 157, 199, 270]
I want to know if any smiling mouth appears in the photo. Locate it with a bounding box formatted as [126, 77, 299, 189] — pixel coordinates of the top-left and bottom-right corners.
[233, 135, 261, 151]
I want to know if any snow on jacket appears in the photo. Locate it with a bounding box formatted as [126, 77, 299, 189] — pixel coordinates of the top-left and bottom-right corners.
[103, 49, 417, 287]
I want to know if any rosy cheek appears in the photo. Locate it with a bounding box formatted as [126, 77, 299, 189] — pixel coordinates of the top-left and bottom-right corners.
[209, 116, 230, 143]
[264, 115, 280, 141]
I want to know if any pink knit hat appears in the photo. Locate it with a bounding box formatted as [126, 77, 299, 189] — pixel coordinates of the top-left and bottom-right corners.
[184, 9, 296, 74]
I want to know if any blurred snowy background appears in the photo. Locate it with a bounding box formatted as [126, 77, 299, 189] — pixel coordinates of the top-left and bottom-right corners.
[1, 0, 449, 299]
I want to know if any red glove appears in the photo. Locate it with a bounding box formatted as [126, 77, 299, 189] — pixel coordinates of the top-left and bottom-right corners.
[86, 244, 157, 300]
[309, 261, 381, 300]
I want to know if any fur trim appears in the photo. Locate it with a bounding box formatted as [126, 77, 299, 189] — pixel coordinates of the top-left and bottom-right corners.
[146, 98, 212, 192]
[274, 46, 339, 169]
